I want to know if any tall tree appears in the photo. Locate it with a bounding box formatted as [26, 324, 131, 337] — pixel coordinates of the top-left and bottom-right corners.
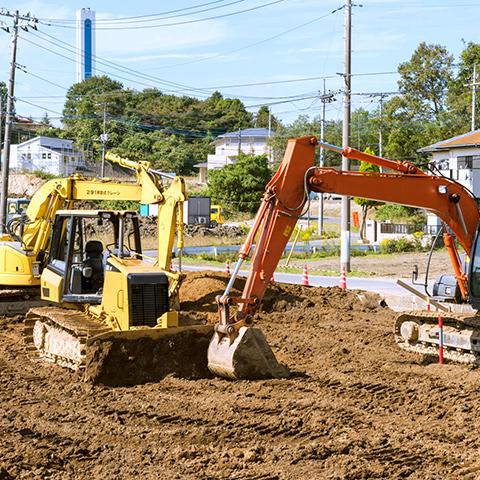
[254, 106, 281, 130]
[384, 43, 455, 160]
[447, 41, 480, 132]
[397, 42, 454, 123]
[62, 75, 126, 156]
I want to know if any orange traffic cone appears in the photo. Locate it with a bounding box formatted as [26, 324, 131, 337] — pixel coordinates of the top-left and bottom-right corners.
[301, 264, 309, 286]
[225, 260, 230, 274]
[270, 271, 275, 282]
[339, 266, 347, 289]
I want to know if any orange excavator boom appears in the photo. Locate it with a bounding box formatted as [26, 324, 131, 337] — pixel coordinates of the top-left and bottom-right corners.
[207, 136, 480, 379]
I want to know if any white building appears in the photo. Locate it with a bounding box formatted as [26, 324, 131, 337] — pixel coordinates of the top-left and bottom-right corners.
[9, 136, 86, 176]
[207, 128, 272, 169]
[76, 8, 96, 83]
[419, 129, 480, 196]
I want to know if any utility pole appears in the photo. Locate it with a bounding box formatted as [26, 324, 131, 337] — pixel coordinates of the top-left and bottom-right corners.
[318, 81, 335, 236]
[0, 11, 18, 235]
[471, 64, 479, 131]
[379, 94, 384, 157]
[341, 0, 352, 272]
[238, 128, 241, 156]
[0, 9, 37, 234]
[268, 107, 272, 167]
[95, 101, 108, 177]
[369, 92, 389, 159]
[101, 102, 107, 177]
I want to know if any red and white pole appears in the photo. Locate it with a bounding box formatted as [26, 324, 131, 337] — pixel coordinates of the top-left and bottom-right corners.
[438, 316, 444, 365]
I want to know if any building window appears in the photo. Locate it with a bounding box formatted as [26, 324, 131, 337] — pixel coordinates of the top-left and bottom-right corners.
[458, 156, 473, 169]
[48, 153, 52, 159]
[42, 153, 46, 159]
[27, 153, 31, 159]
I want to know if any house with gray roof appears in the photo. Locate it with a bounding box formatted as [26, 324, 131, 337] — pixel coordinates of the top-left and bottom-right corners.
[419, 129, 480, 196]
[207, 128, 272, 170]
[9, 136, 86, 176]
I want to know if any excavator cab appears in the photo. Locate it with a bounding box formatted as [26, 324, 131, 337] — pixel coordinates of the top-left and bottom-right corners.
[468, 222, 480, 310]
[41, 210, 144, 306]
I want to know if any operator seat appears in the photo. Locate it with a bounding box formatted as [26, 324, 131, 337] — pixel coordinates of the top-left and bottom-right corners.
[82, 240, 104, 293]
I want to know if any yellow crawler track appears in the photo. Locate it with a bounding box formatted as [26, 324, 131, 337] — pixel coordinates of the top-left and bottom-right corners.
[394, 310, 480, 364]
[24, 307, 112, 371]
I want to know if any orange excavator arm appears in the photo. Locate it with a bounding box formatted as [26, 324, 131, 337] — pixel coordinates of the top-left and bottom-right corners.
[217, 136, 480, 331]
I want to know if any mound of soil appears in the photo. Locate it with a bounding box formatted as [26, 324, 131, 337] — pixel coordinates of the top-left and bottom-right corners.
[1, 271, 480, 479]
[8, 174, 48, 198]
[182, 223, 244, 238]
[85, 330, 213, 387]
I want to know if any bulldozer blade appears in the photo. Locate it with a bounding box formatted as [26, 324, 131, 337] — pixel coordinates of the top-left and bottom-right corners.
[207, 326, 290, 380]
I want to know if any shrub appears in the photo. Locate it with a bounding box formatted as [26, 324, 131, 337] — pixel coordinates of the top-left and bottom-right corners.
[379, 232, 430, 254]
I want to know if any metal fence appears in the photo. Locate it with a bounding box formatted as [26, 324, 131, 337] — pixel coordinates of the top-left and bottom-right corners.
[379, 223, 442, 236]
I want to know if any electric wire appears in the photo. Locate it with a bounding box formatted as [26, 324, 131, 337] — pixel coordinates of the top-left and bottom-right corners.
[37, 0, 284, 30]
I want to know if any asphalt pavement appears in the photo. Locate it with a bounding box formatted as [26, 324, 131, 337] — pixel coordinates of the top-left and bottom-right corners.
[174, 262, 417, 297]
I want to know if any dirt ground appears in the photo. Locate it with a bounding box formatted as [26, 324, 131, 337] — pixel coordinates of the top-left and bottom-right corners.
[2, 269, 480, 479]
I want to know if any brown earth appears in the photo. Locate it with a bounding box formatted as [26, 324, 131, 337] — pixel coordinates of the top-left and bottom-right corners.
[2, 270, 480, 479]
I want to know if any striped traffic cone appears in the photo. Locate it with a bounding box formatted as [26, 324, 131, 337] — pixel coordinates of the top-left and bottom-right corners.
[301, 264, 309, 286]
[270, 271, 275, 282]
[225, 260, 230, 274]
[339, 266, 347, 289]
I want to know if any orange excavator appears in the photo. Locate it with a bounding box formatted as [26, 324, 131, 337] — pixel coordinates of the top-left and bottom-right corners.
[207, 136, 480, 379]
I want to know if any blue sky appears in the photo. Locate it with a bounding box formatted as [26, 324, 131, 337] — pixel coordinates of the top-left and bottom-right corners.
[0, 0, 479, 129]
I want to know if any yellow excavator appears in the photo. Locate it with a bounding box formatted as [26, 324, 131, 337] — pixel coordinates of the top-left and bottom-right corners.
[0, 153, 213, 377]
[24, 206, 211, 371]
[0, 153, 186, 313]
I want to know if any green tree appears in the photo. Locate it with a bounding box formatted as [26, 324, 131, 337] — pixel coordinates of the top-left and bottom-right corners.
[40, 112, 51, 126]
[353, 147, 384, 241]
[254, 106, 281, 130]
[206, 153, 272, 215]
[268, 115, 324, 168]
[383, 43, 455, 160]
[203, 91, 252, 133]
[62, 76, 126, 156]
[447, 41, 480, 132]
[398, 42, 454, 123]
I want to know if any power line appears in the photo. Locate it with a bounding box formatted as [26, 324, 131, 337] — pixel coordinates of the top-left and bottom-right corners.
[37, 0, 284, 30]
[37, 1, 237, 24]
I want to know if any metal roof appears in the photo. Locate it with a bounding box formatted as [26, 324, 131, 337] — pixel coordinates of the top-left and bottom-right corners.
[210, 128, 273, 145]
[419, 129, 480, 152]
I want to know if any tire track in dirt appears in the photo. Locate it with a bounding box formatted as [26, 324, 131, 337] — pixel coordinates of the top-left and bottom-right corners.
[2, 272, 480, 479]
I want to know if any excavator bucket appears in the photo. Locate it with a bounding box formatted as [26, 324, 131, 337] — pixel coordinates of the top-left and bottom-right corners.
[207, 327, 290, 380]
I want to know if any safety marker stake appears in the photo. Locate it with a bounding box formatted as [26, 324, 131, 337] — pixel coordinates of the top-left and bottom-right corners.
[339, 266, 347, 289]
[438, 316, 444, 365]
[301, 264, 309, 286]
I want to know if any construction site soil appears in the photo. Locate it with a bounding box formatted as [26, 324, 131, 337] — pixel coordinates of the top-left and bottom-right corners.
[2, 270, 480, 479]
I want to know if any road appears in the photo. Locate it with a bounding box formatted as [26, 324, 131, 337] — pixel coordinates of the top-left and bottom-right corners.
[174, 262, 419, 297]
